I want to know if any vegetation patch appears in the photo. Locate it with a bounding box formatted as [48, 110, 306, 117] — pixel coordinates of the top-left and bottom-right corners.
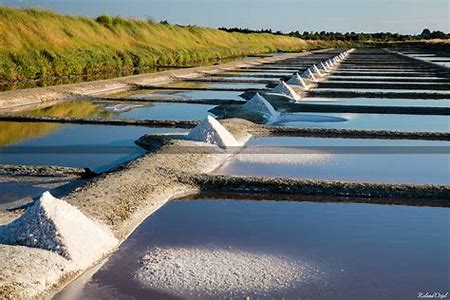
[0, 7, 345, 83]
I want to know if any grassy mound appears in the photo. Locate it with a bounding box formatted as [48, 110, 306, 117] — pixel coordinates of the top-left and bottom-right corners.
[0, 7, 340, 82]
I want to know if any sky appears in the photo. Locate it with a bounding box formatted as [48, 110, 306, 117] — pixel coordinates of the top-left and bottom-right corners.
[2, 0, 449, 34]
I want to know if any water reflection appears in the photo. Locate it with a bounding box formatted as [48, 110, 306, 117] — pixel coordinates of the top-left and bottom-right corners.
[213, 137, 450, 185]
[56, 199, 450, 299]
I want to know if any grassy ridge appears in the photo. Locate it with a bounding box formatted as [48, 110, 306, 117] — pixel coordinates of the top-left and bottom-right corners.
[0, 7, 342, 82]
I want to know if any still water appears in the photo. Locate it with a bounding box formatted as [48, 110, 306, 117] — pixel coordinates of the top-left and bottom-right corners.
[213, 137, 450, 185]
[56, 199, 450, 299]
[15, 100, 215, 121]
[274, 112, 450, 132]
[0, 122, 186, 172]
[302, 97, 450, 107]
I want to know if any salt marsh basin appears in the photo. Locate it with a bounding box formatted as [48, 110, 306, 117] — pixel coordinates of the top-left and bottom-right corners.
[213, 137, 450, 185]
[0, 47, 449, 299]
[56, 199, 449, 299]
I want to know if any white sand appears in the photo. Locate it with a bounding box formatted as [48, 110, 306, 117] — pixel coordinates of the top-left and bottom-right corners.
[135, 246, 318, 297]
[271, 80, 302, 101]
[186, 116, 242, 148]
[0, 192, 118, 268]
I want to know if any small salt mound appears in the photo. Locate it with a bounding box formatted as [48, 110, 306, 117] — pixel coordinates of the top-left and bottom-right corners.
[0, 192, 118, 268]
[287, 73, 309, 89]
[186, 115, 241, 148]
[271, 81, 302, 100]
[135, 246, 317, 298]
[242, 93, 280, 122]
[319, 62, 330, 72]
[301, 69, 317, 82]
[312, 65, 323, 76]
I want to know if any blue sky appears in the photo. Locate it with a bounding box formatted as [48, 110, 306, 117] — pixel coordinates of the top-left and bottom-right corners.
[2, 0, 449, 34]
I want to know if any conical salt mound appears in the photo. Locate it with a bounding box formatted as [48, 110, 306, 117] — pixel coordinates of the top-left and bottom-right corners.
[312, 65, 323, 76]
[0, 192, 118, 267]
[242, 93, 280, 121]
[287, 73, 309, 89]
[186, 115, 241, 148]
[302, 69, 317, 82]
[271, 81, 302, 100]
[320, 62, 330, 72]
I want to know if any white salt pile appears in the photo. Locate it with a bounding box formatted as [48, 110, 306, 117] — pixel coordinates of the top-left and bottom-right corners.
[271, 80, 302, 101]
[186, 115, 241, 148]
[287, 73, 309, 89]
[312, 65, 323, 76]
[135, 246, 318, 298]
[0, 192, 118, 268]
[242, 93, 280, 122]
[302, 69, 317, 82]
[320, 62, 330, 72]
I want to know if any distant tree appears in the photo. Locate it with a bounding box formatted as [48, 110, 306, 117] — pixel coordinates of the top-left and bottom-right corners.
[160, 20, 170, 25]
[420, 28, 432, 39]
[430, 30, 447, 39]
[217, 26, 447, 42]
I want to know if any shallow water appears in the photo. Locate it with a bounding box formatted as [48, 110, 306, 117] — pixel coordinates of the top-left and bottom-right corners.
[55, 199, 450, 299]
[104, 102, 215, 120]
[408, 54, 450, 68]
[325, 80, 448, 85]
[213, 137, 450, 185]
[314, 88, 450, 94]
[226, 71, 294, 76]
[124, 89, 243, 101]
[302, 97, 450, 107]
[15, 100, 215, 120]
[274, 112, 450, 132]
[0, 177, 75, 204]
[207, 81, 269, 89]
[0, 122, 186, 172]
[328, 75, 446, 80]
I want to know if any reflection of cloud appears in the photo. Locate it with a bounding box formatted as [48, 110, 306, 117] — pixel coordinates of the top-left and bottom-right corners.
[102, 103, 145, 113]
[274, 113, 347, 125]
[235, 147, 334, 165]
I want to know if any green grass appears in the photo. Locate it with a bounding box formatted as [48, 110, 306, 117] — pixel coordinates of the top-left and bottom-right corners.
[0, 7, 347, 82]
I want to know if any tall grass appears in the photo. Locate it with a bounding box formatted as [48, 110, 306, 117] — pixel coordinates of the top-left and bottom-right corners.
[0, 7, 344, 82]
